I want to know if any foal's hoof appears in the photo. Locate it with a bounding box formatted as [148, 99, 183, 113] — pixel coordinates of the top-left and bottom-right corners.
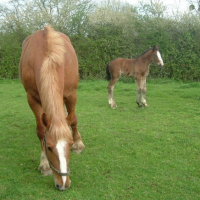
[136, 102, 142, 107]
[72, 141, 85, 154]
[110, 103, 117, 109]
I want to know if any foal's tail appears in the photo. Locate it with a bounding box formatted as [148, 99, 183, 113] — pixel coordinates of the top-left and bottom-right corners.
[106, 63, 111, 81]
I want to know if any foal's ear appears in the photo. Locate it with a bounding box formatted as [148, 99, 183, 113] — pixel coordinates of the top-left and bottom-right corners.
[153, 45, 159, 51]
[42, 113, 51, 128]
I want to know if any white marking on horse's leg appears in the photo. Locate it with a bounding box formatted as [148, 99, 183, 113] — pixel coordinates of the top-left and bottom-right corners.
[142, 98, 148, 107]
[141, 79, 148, 107]
[108, 85, 113, 104]
[39, 151, 47, 169]
[56, 140, 67, 187]
[110, 99, 117, 109]
[109, 86, 114, 104]
[141, 92, 148, 106]
[38, 151, 52, 175]
[108, 86, 117, 108]
[63, 104, 68, 117]
[71, 132, 85, 154]
[157, 51, 164, 66]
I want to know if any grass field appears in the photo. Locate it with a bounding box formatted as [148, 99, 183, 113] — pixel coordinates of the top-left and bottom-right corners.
[0, 78, 200, 200]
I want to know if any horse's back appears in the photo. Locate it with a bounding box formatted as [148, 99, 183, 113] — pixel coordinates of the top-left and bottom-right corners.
[19, 27, 78, 98]
[19, 31, 42, 95]
[59, 33, 79, 91]
[108, 58, 135, 78]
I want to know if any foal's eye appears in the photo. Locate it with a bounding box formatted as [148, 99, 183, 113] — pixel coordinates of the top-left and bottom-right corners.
[154, 54, 158, 59]
[48, 147, 53, 152]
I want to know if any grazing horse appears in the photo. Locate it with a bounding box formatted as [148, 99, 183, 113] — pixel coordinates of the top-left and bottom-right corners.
[19, 26, 85, 190]
[106, 45, 164, 109]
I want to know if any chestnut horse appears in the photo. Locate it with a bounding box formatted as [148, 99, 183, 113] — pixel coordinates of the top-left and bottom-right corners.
[106, 45, 164, 108]
[19, 26, 85, 190]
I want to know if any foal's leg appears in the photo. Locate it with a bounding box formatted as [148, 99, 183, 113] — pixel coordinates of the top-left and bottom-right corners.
[27, 93, 52, 176]
[135, 78, 142, 107]
[65, 92, 85, 154]
[141, 78, 148, 107]
[107, 77, 119, 109]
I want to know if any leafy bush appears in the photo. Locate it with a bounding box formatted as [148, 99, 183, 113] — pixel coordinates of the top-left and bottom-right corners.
[1, 0, 200, 81]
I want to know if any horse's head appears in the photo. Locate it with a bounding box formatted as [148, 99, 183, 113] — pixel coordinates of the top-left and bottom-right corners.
[152, 45, 164, 66]
[42, 113, 73, 191]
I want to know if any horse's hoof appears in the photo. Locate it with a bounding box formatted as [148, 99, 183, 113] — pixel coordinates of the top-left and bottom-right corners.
[39, 168, 52, 176]
[72, 141, 85, 154]
[38, 162, 52, 176]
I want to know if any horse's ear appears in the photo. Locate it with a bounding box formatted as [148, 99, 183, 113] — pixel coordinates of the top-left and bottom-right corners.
[153, 45, 159, 51]
[42, 113, 51, 128]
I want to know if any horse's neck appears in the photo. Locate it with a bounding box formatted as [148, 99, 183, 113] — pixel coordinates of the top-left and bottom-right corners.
[140, 50, 152, 66]
[40, 64, 66, 124]
[51, 107, 66, 124]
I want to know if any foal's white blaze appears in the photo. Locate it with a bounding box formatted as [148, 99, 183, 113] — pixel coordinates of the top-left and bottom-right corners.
[56, 140, 68, 187]
[157, 51, 164, 66]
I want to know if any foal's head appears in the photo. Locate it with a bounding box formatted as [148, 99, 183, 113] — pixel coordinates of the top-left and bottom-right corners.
[151, 45, 164, 66]
[42, 113, 73, 191]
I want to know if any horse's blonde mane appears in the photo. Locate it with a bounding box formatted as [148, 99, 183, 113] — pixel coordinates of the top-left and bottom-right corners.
[39, 25, 71, 141]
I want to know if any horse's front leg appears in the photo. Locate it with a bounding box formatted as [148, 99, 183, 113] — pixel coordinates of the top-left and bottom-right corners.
[65, 94, 85, 154]
[27, 93, 52, 176]
[69, 116, 85, 154]
[135, 78, 142, 107]
[141, 78, 148, 107]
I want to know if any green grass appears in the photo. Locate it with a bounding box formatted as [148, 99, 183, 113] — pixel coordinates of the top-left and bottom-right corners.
[1, 79, 200, 200]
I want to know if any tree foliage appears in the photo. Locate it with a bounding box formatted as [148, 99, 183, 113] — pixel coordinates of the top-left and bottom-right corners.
[1, 0, 200, 81]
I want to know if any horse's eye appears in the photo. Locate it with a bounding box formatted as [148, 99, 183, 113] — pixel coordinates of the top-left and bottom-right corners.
[48, 147, 52, 152]
[154, 54, 158, 59]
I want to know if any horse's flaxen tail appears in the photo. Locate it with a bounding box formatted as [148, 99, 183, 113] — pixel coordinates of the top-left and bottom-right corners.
[106, 63, 111, 81]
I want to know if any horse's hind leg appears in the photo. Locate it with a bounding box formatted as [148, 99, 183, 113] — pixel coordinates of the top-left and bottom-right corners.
[64, 92, 85, 154]
[141, 78, 148, 107]
[27, 93, 52, 176]
[107, 77, 118, 109]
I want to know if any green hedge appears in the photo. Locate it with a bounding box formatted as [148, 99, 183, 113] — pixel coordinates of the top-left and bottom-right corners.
[1, 2, 200, 81]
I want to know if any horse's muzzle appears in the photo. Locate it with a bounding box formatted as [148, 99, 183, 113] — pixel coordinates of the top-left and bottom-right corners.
[55, 180, 71, 191]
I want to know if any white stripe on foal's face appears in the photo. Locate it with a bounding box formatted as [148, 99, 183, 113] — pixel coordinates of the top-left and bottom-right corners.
[157, 51, 164, 66]
[56, 140, 68, 186]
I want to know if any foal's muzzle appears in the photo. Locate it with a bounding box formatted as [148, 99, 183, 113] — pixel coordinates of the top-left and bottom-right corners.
[159, 62, 164, 66]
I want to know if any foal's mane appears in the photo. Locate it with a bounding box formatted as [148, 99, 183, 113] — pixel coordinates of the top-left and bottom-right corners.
[137, 45, 159, 58]
[39, 26, 71, 140]
[136, 48, 151, 58]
